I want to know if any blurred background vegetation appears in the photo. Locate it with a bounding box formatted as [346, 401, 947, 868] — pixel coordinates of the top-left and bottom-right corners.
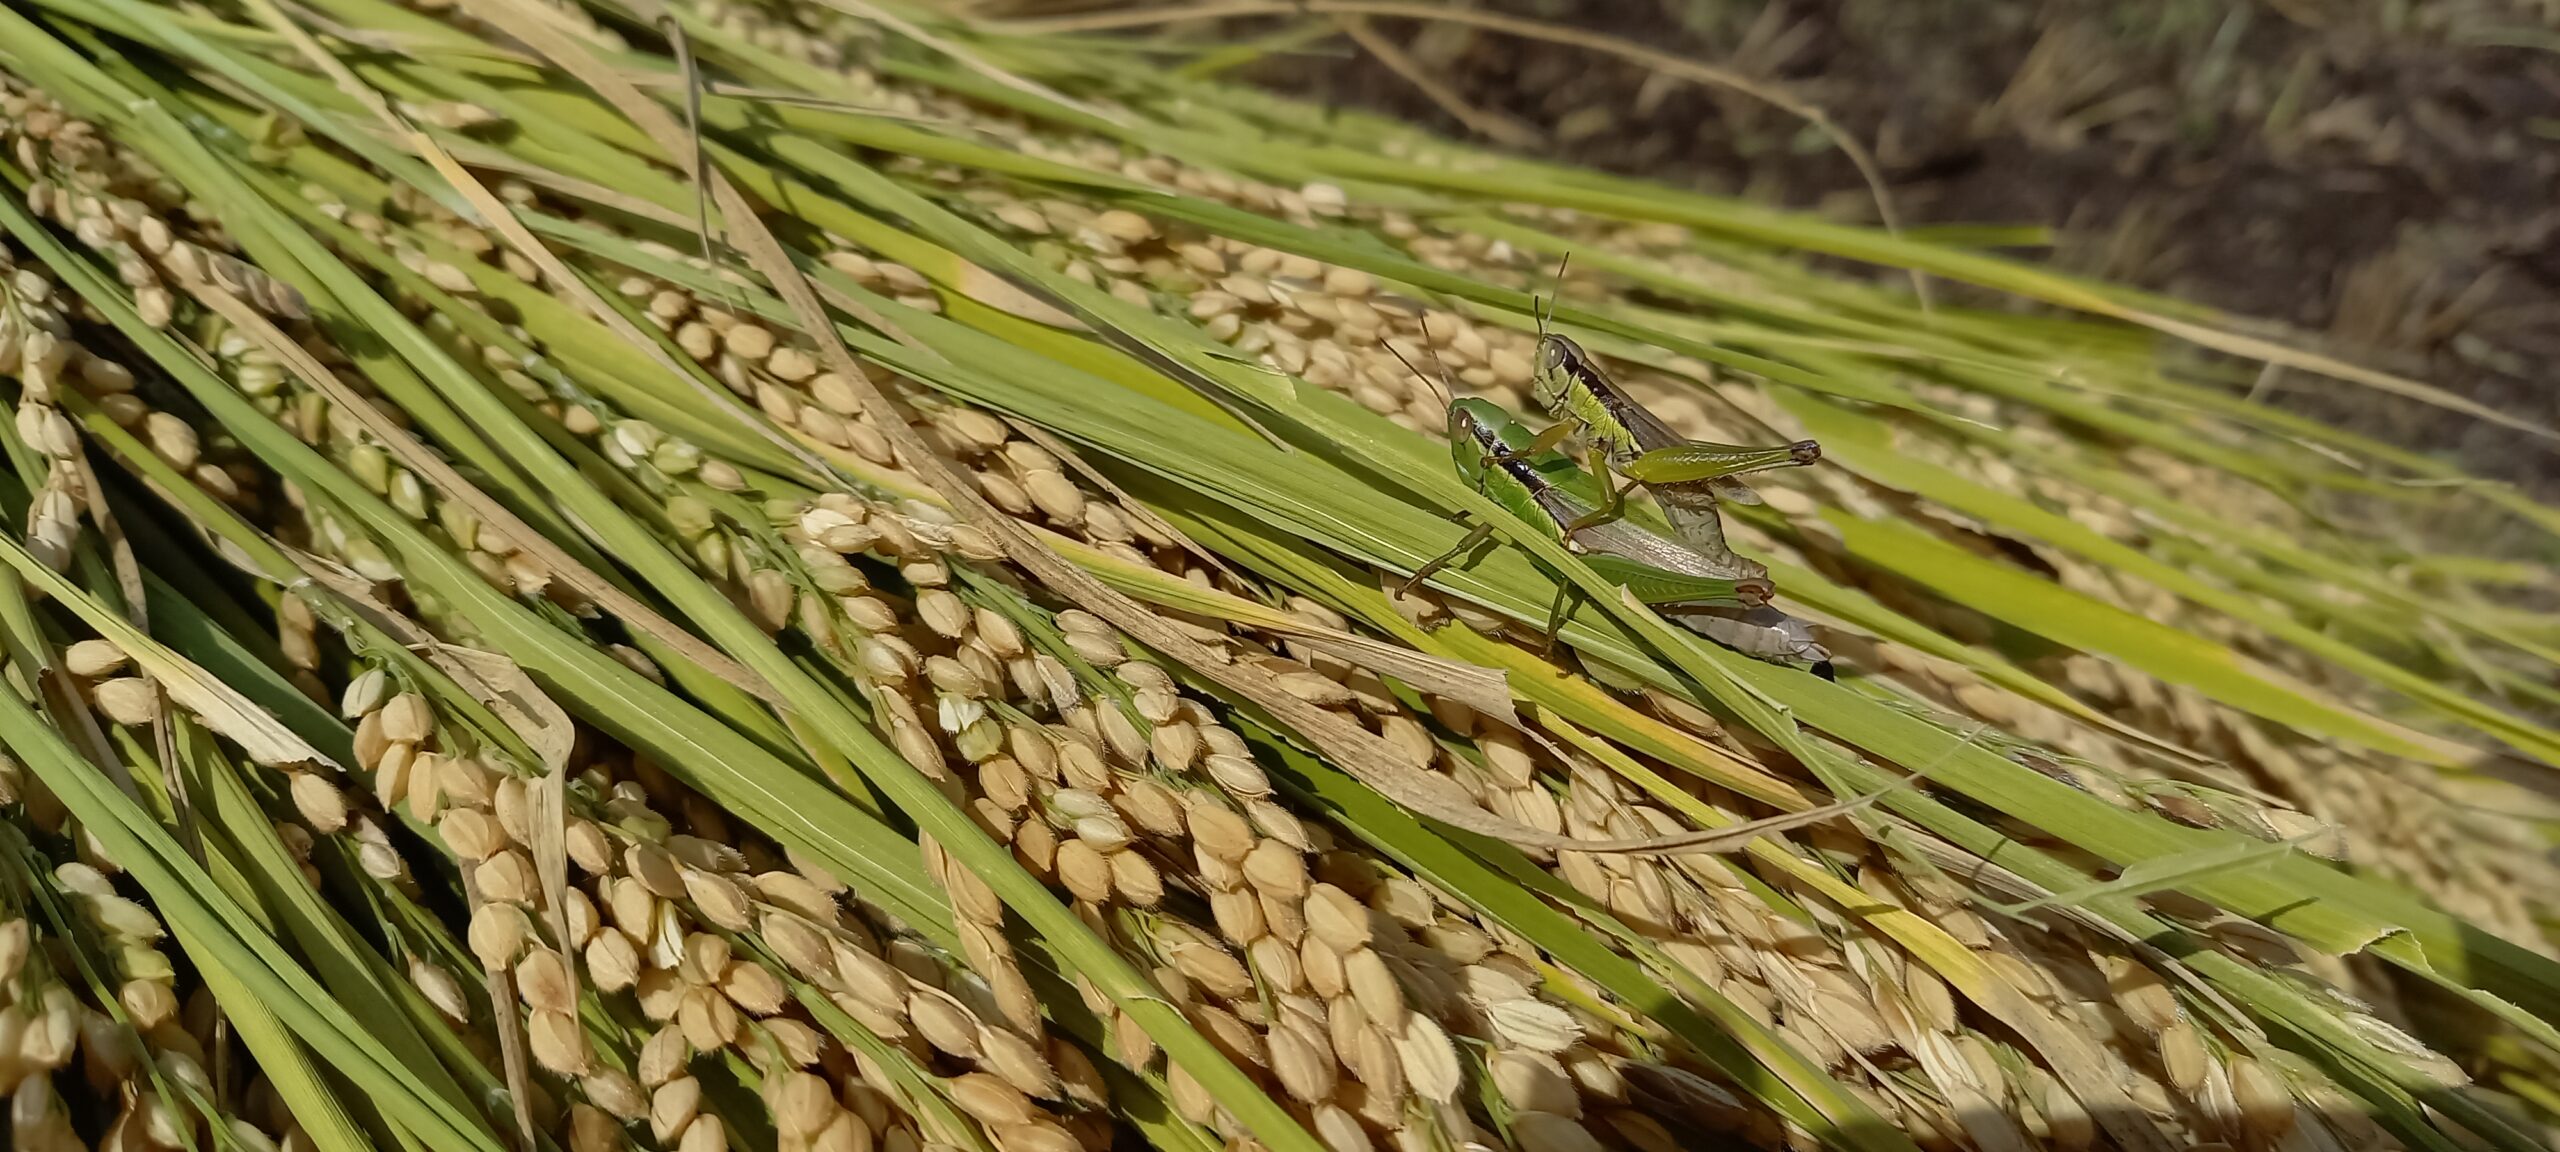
[1019, 0, 2560, 500]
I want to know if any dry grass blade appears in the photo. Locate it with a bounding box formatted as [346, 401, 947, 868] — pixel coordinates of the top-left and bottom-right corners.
[1558, 770, 1920, 855]
[456, 861, 541, 1151]
[0, 536, 337, 772]
[1329, 14, 1545, 150]
[1985, 832, 2321, 918]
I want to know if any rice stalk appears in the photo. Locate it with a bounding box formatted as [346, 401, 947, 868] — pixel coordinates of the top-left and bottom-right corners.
[0, 2, 2540, 1152]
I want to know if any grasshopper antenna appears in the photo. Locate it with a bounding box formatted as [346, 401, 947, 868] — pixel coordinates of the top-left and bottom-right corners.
[1533, 251, 1571, 338]
[1381, 332, 1454, 408]
[1418, 320, 1463, 400]
[1422, 334, 1460, 399]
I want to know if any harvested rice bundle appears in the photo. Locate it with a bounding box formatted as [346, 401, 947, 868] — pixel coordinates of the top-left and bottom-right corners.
[0, 2, 2542, 1151]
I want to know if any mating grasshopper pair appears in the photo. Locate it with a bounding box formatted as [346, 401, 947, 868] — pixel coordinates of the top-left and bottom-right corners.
[1527, 332, 1820, 584]
[1401, 329, 1831, 675]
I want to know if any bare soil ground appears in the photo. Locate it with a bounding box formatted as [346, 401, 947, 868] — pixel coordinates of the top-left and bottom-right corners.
[1209, 0, 2560, 495]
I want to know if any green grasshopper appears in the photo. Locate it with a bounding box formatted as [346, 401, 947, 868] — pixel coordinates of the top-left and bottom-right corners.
[1513, 303, 1819, 580]
[1410, 397, 1833, 676]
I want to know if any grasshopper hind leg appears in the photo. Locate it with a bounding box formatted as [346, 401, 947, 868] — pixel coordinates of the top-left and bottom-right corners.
[1534, 582, 1576, 653]
[1559, 444, 1634, 535]
[1536, 511, 1599, 652]
[1400, 521, 1495, 595]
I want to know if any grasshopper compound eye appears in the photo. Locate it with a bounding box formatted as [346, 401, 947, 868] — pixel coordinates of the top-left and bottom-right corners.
[1536, 333, 1593, 371]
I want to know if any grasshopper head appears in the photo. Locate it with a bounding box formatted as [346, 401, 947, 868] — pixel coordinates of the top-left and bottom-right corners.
[1446, 398, 1512, 451]
[1530, 334, 1593, 412]
[1446, 398, 1514, 479]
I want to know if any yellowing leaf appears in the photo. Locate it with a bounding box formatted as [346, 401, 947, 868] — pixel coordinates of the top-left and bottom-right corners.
[0, 535, 337, 772]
